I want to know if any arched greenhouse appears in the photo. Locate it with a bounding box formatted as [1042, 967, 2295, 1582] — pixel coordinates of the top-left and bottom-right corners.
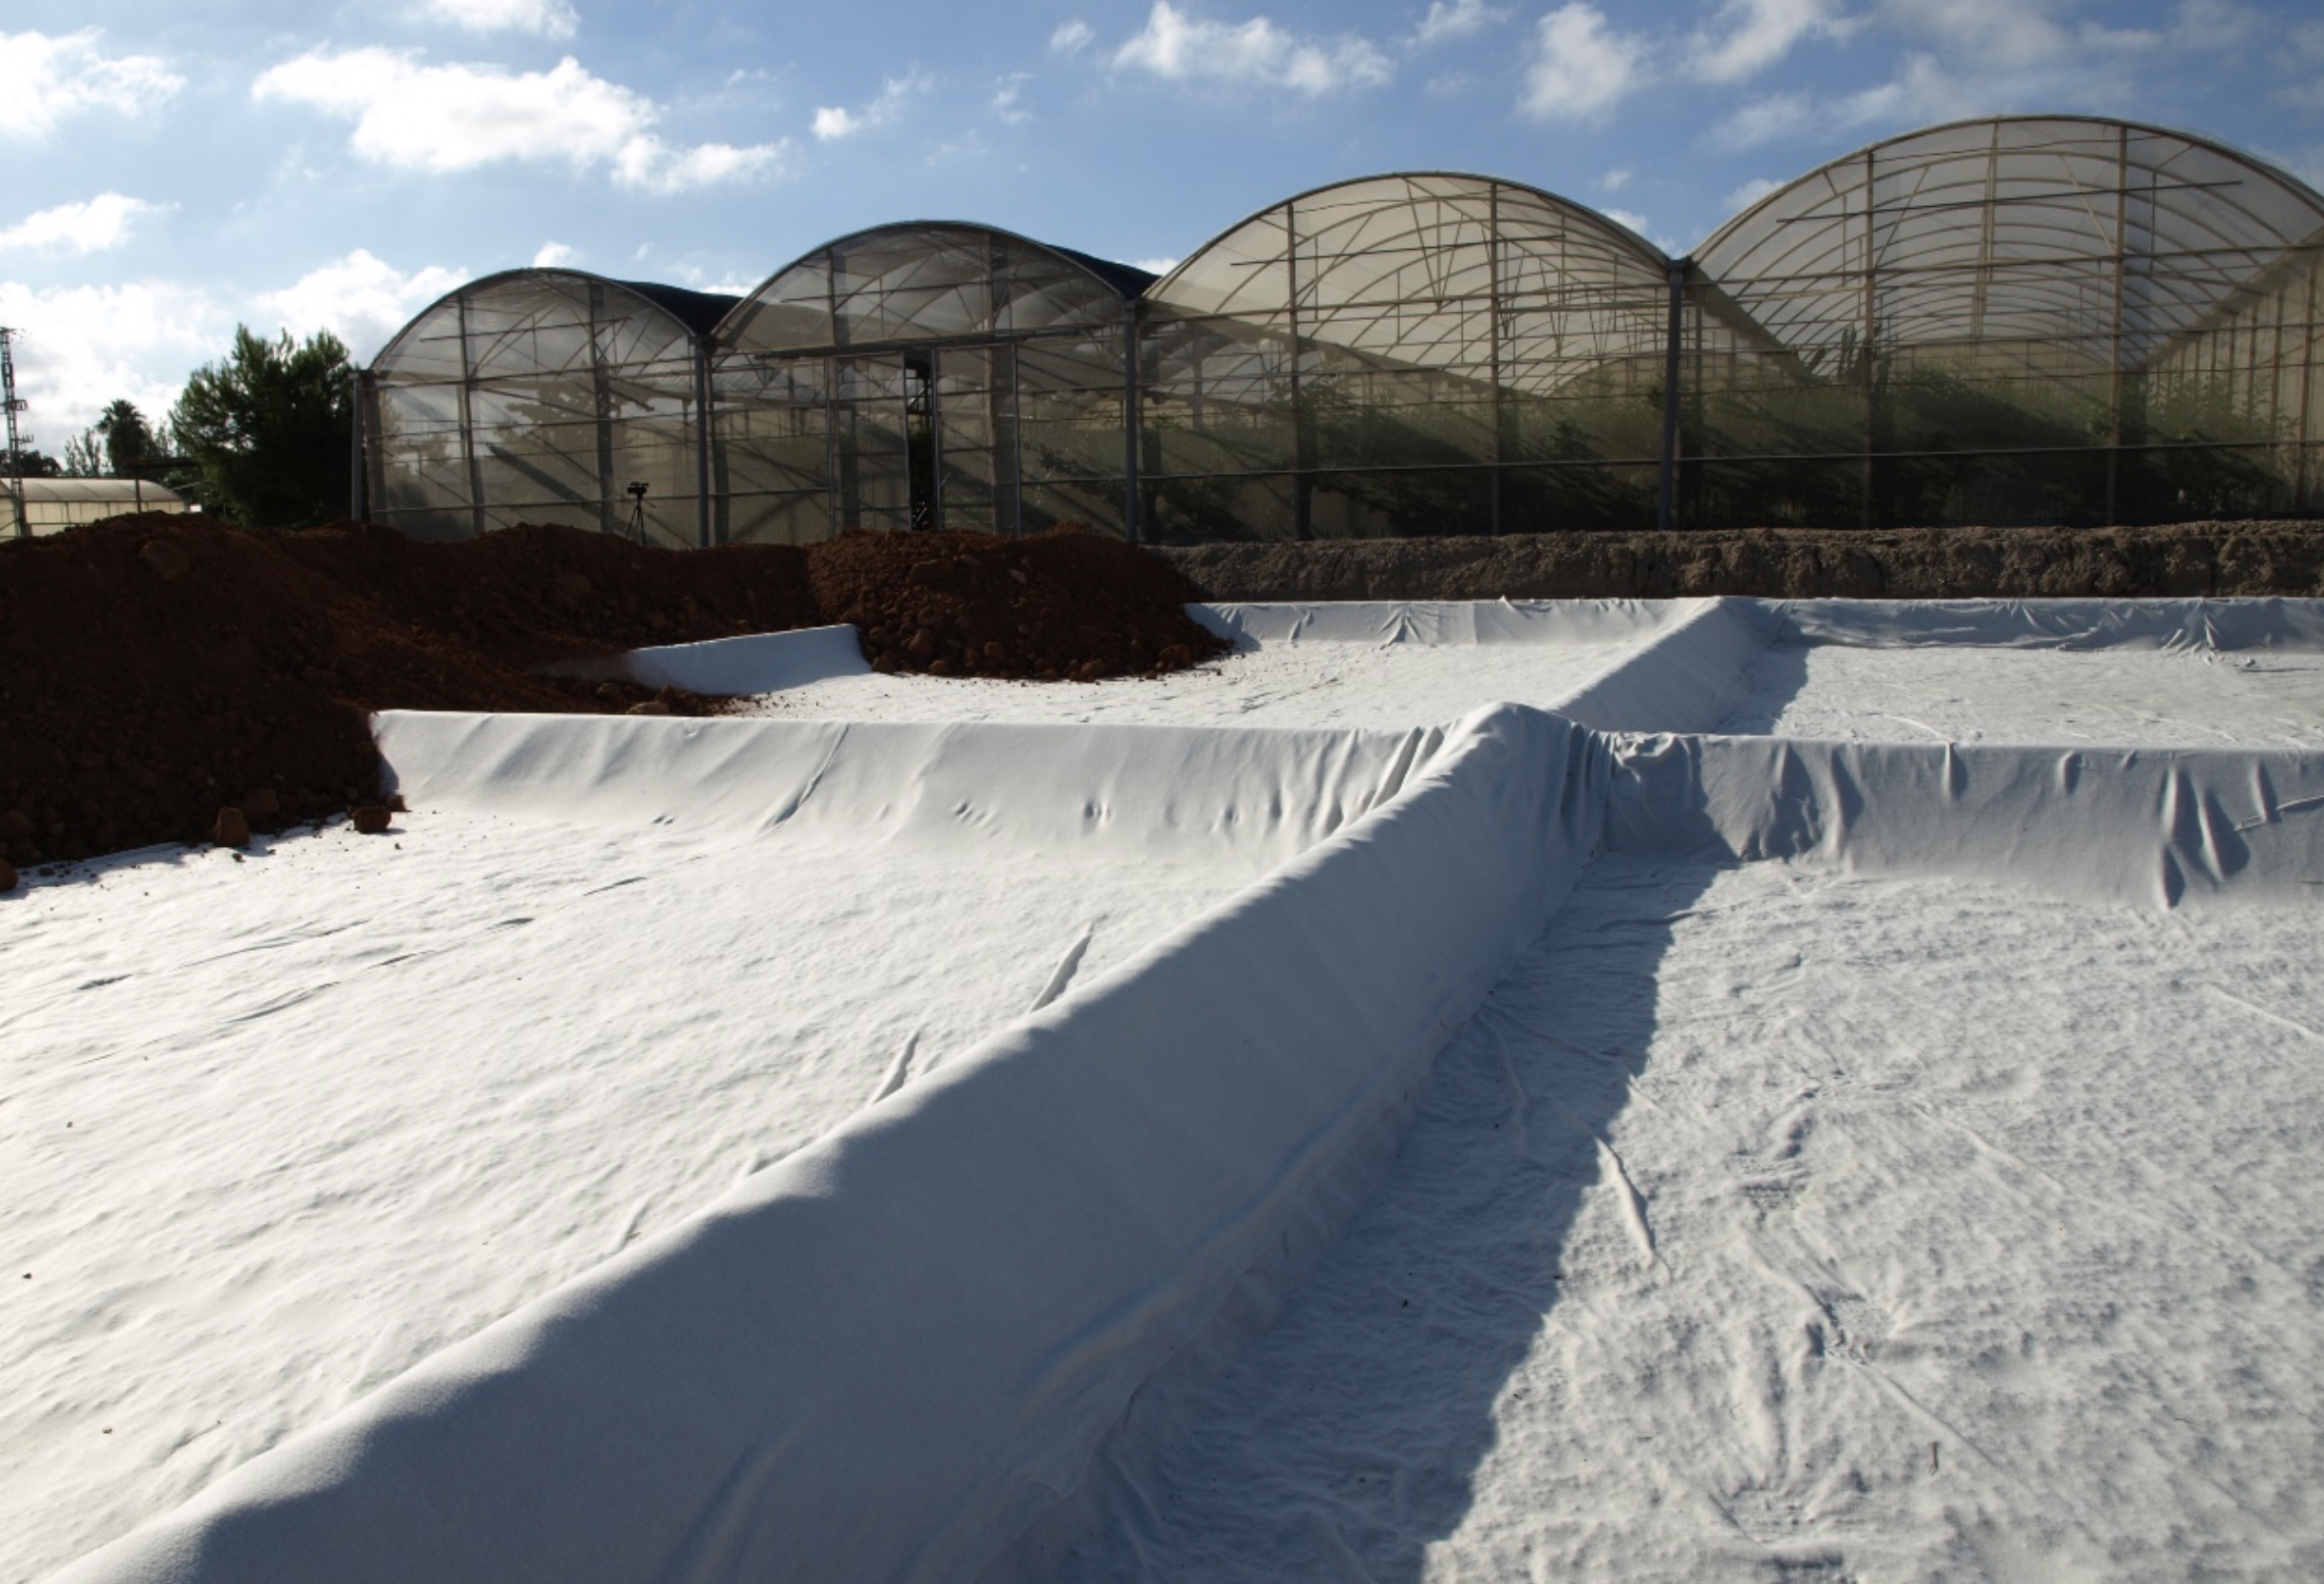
[709, 224, 1152, 543]
[1688, 116, 2324, 527]
[357, 115, 2324, 545]
[363, 270, 737, 548]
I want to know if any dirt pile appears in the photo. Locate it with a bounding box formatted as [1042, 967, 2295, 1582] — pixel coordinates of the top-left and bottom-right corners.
[1159, 522, 2324, 603]
[0, 518, 1222, 872]
[811, 528, 1228, 683]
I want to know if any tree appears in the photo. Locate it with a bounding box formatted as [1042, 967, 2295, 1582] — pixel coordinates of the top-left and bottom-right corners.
[94, 399, 158, 477]
[169, 326, 352, 528]
[61, 429, 104, 477]
[4, 447, 64, 479]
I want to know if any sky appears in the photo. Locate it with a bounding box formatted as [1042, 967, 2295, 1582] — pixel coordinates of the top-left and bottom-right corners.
[4, 0, 2321, 442]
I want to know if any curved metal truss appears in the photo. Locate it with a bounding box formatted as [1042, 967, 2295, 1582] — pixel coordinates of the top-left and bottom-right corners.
[365, 270, 727, 548]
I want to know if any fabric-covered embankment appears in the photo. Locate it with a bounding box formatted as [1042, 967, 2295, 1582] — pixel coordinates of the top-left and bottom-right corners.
[49, 705, 1608, 1584]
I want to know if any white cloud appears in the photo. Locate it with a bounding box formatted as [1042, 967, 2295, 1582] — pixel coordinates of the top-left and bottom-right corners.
[1829, 49, 1999, 127]
[1414, 0, 1506, 47]
[416, 0, 578, 40]
[0, 279, 227, 436]
[676, 267, 759, 296]
[1114, 2, 1393, 94]
[1520, 4, 1648, 122]
[1132, 255, 1181, 274]
[2168, 0, 2259, 51]
[1602, 206, 1653, 236]
[252, 48, 785, 193]
[811, 72, 930, 141]
[1706, 0, 2174, 146]
[993, 73, 1034, 124]
[1872, 0, 2153, 72]
[1724, 175, 1786, 211]
[533, 240, 581, 268]
[0, 194, 162, 255]
[253, 250, 470, 363]
[1715, 90, 1815, 146]
[618, 139, 788, 193]
[0, 29, 184, 139]
[1051, 19, 1096, 57]
[1688, 0, 1852, 83]
[1602, 166, 1632, 191]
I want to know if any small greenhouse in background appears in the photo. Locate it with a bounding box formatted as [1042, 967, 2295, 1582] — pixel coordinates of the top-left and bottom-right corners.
[4, 477, 191, 538]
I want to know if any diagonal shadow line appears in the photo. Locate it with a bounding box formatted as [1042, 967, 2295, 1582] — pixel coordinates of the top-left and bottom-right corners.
[1705, 639, 1810, 737]
[1040, 854, 1724, 1582]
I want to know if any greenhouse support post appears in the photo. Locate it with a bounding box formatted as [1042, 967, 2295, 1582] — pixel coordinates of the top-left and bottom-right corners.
[1659, 260, 1685, 533]
[347, 370, 367, 523]
[693, 339, 714, 549]
[1122, 300, 1141, 543]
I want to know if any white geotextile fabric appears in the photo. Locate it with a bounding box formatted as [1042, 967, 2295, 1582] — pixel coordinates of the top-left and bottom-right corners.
[1191, 597, 1704, 650]
[375, 713, 1446, 874]
[42, 595, 2324, 1583]
[53, 707, 1608, 1584]
[1547, 598, 1779, 733]
[1611, 733, 2324, 908]
[1778, 596, 2324, 651]
[621, 623, 872, 693]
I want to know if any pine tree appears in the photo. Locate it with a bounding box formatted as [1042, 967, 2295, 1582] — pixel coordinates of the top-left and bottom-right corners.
[168, 327, 352, 528]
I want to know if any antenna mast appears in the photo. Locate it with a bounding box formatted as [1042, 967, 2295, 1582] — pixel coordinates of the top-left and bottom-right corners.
[1, 328, 28, 537]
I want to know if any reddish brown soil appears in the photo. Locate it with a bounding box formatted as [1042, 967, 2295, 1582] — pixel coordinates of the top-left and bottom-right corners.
[811, 529, 1229, 683]
[1161, 522, 2324, 603]
[0, 518, 1224, 874]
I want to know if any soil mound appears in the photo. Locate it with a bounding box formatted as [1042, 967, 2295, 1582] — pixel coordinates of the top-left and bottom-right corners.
[1161, 522, 2324, 603]
[811, 527, 1228, 683]
[0, 518, 1223, 872]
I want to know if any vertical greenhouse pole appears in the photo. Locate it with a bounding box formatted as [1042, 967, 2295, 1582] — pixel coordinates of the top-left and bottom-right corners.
[827, 252, 846, 535]
[1121, 299, 1141, 542]
[347, 369, 366, 522]
[1488, 182, 1505, 537]
[693, 336, 714, 548]
[1480, 184, 1499, 535]
[1285, 198, 1310, 540]
[2108, 123, 2130, 523]
[1860, 147, 1878, 530]
[2301, 252, 2319, 511]
[1659, 260, 1685, 532]
[928, 349, 946, 531]
[590, 282, 620, 539]
[457, 293, 486, 538]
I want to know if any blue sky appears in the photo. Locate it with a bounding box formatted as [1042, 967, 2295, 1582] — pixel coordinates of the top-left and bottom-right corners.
[5, 0, 2321, 439]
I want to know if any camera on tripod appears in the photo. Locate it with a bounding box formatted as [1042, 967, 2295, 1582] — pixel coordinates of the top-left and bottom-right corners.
[624, 481, 649, 541]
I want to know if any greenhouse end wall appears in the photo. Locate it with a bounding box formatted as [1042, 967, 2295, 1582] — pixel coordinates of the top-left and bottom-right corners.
[707, 224, 1146, 546]
[365, 271, 726, 550]
[360, 116, 2324, 548]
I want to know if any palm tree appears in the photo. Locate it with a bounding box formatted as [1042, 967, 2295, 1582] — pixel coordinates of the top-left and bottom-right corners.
[93, 400, 155, 477]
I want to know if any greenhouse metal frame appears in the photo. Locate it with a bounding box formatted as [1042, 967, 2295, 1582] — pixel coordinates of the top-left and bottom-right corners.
[359, 115, 2324, 545]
